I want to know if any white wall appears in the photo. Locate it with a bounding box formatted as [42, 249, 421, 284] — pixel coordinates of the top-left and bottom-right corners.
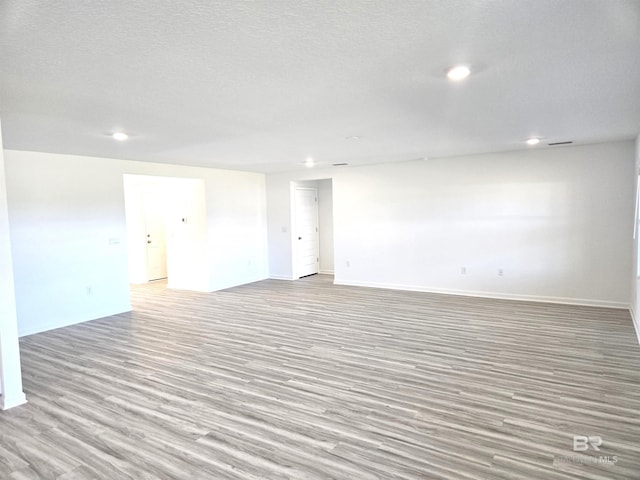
[267, 141, 634, 307]
[318, 179, 334, 274]
[124, 175, 208, 291]
[5, 152, 132, 336]
[204, 169, 268, 291]
[4, 150, 268, 336]
[119, 161, 268, 292]
[0, 123, 27, 409]
[124, 175, 158, 285]
[630, 134, 640, 344]
[164, 178, 208, 291]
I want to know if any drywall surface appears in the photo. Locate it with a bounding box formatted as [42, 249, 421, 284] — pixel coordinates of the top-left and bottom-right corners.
[5, 151, 131, 336]
[0, 123, 26, 408]
[123, 175, 208, 291]
[630, 134, 640, 344]
[4, 150, 268, 336]
[267, 141, 634, 307]
[318, 179, 334, 274]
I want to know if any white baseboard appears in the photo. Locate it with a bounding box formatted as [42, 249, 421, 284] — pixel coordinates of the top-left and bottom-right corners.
[208, 275, 271, 292]
[1, 392, 27, 410]
[19, 304, 132, 337]
[334, 279, 629, 309]
[167, 282, 211, 292]
[271, 273, 333, 280]
[630, 308, 640, 347]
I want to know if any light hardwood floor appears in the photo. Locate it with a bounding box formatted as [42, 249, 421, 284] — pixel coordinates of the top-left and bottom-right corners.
[1, 275, 640, 479]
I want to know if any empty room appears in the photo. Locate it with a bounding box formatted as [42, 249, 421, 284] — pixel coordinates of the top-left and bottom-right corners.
[1, 1, 640, 479]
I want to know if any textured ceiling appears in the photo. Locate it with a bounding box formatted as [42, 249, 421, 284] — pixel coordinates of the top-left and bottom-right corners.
[1, 0, 639, 172]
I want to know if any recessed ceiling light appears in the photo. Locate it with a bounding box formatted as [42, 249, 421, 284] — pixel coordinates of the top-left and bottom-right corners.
[446, 65, 471, 81]
[304, 157, 315, 168]
[345, 136, 360, 140]
[112, 132, 128, 141]
[526, 138, 540, 146]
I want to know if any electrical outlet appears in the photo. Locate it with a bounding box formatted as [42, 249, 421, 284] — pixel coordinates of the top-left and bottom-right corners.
[346, 260, 351, 268]
[461, 266, 467, 275]
[86, 285, 92, 295]
[498, 268, 504, 276]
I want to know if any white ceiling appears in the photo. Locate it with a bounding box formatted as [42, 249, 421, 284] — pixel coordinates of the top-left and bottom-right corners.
[1, 0, 639, 173]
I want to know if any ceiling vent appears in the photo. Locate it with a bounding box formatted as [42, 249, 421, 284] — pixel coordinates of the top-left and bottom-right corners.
[332, 162, 349, 167]
[548, 141, 573, 146]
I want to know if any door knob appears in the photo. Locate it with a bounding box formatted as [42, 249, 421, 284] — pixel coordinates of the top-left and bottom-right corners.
[147, 240, 152, 244]
[298, 236, 302, 240]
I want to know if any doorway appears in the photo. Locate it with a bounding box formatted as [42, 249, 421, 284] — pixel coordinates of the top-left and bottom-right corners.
[123, 174, 208, 290]
[292, 179, 334, 279]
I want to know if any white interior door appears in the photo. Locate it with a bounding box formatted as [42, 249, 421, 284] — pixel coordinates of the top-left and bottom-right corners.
[295, 187, 319, 278]
[144, 193, 168, 281]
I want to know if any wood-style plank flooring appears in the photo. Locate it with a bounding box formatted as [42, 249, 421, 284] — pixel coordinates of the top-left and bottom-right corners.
[2, 275, 640, 479]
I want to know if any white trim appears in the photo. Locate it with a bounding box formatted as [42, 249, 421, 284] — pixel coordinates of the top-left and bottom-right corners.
[271, 273, 333, 280]
[167, 282, 211, 292]
[1, 392, 27, 410]
[18, 304, 132, 337]
[334, 279, 629, 309]
[634, 175, 640, 239]
[630, 308, 640, 346]
[207, 275, 270, 293]
[269, 275, 296, 281]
